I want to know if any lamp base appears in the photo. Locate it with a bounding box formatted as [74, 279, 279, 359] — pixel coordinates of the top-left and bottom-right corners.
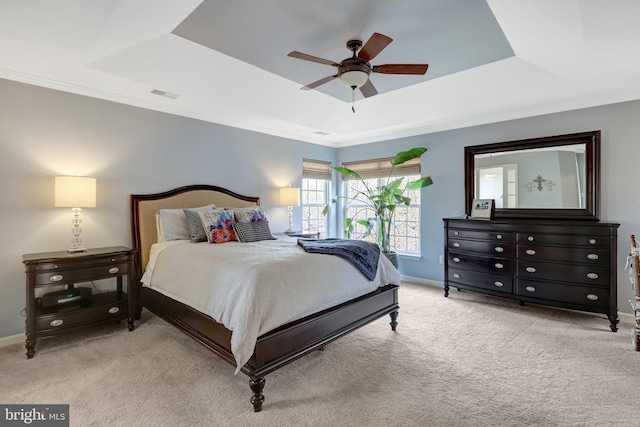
[68, 246, 87, 253]
[284, 228, 296, 235]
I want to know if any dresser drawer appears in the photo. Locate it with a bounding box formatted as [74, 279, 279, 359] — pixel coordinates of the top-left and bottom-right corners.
[516, 233, 610, 248]
[448, 268, 513, 294]
[448, 239, 513, 256]
[516, 279, 609, 308]
[517, 245, 609, 265]
[448, 252, 513, 274]
[516, 260, 609, 286]
[34, 261, 129, 285]
[35, 292, 127, 331]
[449, 229, 513, 243]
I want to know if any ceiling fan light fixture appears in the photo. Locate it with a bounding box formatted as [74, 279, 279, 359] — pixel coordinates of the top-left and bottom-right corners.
[340, 69, 369, 89]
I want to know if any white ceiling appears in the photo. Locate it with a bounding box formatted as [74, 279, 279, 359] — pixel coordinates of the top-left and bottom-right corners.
[1, 0, 640, 147]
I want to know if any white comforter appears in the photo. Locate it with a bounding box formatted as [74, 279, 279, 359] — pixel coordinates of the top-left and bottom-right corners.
[141, 238, 401, 373]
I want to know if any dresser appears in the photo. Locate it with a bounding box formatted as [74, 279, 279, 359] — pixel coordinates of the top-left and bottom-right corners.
[443, 218, 619, 331]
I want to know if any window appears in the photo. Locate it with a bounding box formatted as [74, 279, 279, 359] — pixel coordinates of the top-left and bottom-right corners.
[342, 156, 422, 256]
[301, 159, 331, 237]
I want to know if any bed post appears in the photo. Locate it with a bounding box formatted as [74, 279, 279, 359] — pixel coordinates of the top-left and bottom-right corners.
[249, 377, 265, 412]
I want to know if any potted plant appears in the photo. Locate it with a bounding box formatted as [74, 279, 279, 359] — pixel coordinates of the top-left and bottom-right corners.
[323, 147, 433, 268]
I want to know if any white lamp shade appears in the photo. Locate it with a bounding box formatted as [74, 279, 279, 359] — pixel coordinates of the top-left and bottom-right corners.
[55, 176, 96, 208]
[280, 187, 300, 207]
[340, 70, 369, 88]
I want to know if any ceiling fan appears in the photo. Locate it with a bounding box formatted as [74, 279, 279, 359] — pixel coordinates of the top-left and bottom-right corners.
[288, 32, 428, 99]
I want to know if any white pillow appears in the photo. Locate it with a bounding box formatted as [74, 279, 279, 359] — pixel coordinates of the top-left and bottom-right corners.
[156, 204, 215, 242]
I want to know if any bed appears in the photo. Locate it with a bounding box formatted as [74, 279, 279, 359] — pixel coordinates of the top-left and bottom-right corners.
[130, 185, 400, 412]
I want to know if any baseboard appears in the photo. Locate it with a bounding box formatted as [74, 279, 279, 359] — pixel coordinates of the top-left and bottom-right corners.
[0, 333, 24, 348]
[400, 275, 635, 326]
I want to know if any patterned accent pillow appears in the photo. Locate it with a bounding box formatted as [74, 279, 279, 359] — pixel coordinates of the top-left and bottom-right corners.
[233, 207, 267, 223]
[198, 209, 236, 243]
[233, 221, 275, 243]
[183, 204, 216, 243]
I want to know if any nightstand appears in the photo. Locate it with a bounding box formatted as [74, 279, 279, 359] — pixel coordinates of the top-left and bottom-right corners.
[22, 246, 136, 358]
[281, 232, 321, 238]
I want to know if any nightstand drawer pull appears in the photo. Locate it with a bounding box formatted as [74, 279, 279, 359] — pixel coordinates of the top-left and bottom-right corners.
[587, 272, 599, 279]
[494, 247, 504, 253]
[494, 263, 504, 269]
[453, 257, 460, 263]
[454, 231, 459, 235]
[586, 294, 599, 301]
[108, 267, 120, 274]
[526, 249, 536, 256]
[452, 273, 460, 279]
[108, 306, 120, 314]
[496, 234, 503, 240]
[49, 274, 63, 282]
[50, 319, 63, 327]
[525, 286, 536, 293]
[494, 281, 504, 287]
[587, 253, 599, 260]
[526, 267, 537, 273]
[453, 242, 460, 248]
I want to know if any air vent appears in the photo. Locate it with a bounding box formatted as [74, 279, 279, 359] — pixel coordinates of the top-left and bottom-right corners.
[150, 89, 180, 99]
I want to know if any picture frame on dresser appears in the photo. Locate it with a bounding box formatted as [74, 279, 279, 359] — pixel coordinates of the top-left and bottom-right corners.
[470, 199, 494, 220]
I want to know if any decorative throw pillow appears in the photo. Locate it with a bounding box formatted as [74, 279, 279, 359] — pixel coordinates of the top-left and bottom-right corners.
[183, 204, 216, 242]
[198, 209, 236, 243]
[233, 207, 268, 223]
[233, 221, 275, 243]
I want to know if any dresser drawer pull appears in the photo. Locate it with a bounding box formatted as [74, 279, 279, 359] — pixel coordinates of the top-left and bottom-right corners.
[454, 231, 459, 235]
[452, 273, 460, 279]
[494, 247, 504, 253]
[453, 242, 461, 248]
[49, 274, 63, 282]
[586, 253, 599, 260]
[108, 306, 120, 314]
[525, 249, 536, 256]
[494, 263, 504, 269]
[586, 272, 599, 279]
[452, 257, 460, 263]
[494, 281, 504, 287]
[589, 239, 596, 245]
[108, 267, 120, 274]
[527, 236, 534, 242]
[496, 234, 503, 240]
[586, 294, 599, 301]
[525, 286, 536, 293]
[526, 267, 537, 273]
[50, 319, 64, 327]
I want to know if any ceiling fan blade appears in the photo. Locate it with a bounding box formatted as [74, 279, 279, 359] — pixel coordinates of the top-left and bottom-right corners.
[373, 64, 429, 75]
[359, 79, 378, 98]
[301, 74, 339, 90]
[288, 51, 340, 67]
[358, 33, 393, 62]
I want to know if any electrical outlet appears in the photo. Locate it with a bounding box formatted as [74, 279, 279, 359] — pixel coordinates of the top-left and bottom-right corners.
[439, 255, 444, 265]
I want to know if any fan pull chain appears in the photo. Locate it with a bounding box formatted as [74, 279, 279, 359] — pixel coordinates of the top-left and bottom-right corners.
[351, 87, 356, 113]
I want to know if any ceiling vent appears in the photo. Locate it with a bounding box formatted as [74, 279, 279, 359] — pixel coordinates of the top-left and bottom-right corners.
[150, 89, 180, 99]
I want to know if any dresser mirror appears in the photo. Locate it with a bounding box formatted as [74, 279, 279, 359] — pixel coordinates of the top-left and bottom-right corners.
[464, 131, 600, 220]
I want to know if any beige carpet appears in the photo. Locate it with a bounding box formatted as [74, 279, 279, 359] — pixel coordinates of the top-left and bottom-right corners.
[1, 282, 639, 427]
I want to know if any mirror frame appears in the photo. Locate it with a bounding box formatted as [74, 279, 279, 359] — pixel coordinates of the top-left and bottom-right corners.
[464, 130, 600, 221]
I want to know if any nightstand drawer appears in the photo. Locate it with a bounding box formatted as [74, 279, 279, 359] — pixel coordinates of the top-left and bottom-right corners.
[34, 261, 129, 285]
[35, 292, 127, 332]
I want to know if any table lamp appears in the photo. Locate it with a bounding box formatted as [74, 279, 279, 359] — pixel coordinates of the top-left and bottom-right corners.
[280, 187, 300, 235]
[55, 176, 96, 253]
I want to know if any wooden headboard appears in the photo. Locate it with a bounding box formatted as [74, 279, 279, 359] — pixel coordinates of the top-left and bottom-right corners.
[130, 185, 260, 281]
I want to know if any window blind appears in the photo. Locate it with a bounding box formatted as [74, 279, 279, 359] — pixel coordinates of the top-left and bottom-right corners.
[302, 159, 332, 180]
[342, 157, 421, 180]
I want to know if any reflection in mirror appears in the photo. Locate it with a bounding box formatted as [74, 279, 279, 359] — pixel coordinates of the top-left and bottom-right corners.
[464, 131, 600, 220]
[474, 144, 586, 209]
